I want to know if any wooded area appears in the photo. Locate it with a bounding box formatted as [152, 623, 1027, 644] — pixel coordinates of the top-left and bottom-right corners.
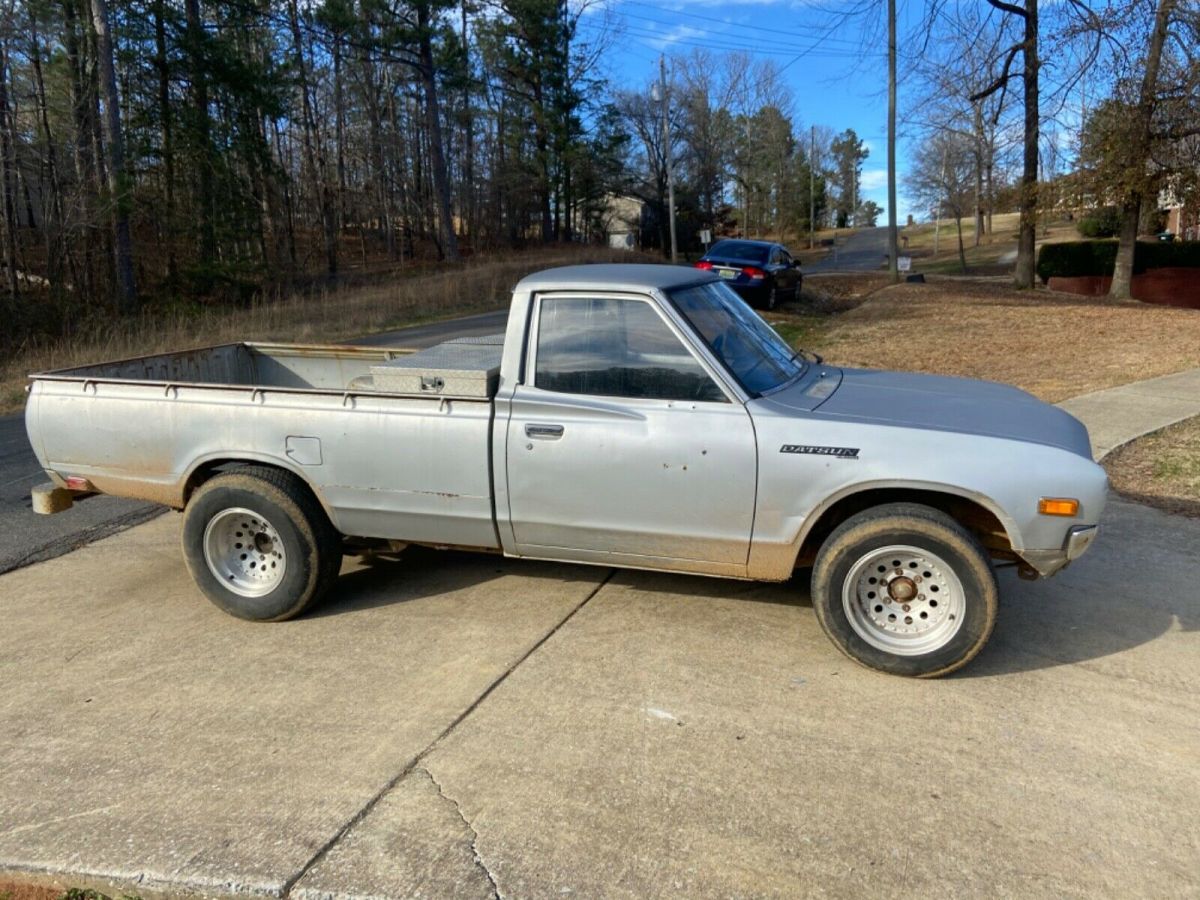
[0, 0, 1197, 349]
[0, 0, 846, 349]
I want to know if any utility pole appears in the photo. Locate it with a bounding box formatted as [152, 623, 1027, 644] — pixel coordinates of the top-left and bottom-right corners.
[809, 125, 816, 249]
[886, 0, 899, 283]
[660, 55, 678, 263]
[934, 144, 947, 256]
[851, 171, 856, 229]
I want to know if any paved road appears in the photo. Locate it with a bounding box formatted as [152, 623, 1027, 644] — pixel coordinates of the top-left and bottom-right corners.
[0, 309, 510, 576]
[0, 498, 1196, 899]
[807, 226, 889, 273]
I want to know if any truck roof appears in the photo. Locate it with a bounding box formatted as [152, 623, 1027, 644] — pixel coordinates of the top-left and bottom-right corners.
[515, 264, 718, 294]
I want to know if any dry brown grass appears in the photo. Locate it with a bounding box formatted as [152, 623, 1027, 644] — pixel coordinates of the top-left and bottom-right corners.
[1104, 416, 1200, 516]
[1, 246, 651, 414]
[809, 277, 1200, 402]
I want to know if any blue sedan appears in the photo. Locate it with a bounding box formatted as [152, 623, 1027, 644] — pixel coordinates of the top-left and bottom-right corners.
[694, 239, 802, 310]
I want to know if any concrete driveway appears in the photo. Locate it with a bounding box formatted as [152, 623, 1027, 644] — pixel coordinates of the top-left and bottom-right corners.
[0, 499, 1196, 898]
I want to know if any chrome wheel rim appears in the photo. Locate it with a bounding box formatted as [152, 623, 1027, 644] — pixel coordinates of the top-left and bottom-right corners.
[842, 544, 965, 656]
[203, 507, 286, 597]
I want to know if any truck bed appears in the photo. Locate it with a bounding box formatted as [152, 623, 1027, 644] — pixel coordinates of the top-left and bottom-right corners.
[26, 341, 502, 549]
[36, 342, 415, 393]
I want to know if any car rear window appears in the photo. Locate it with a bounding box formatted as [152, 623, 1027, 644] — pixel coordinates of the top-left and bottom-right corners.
[708, 241, 769, 263]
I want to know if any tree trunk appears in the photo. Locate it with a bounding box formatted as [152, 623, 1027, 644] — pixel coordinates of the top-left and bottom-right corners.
[1109, 0, 1176, 300]
[973, 102, 985, 245]
[332, 30, 346, 230]
[415, 1, 459, 261]
[461, 0, 474, 242]
[287, 0, 337, 275]
[154, 0, 176, 281]
[956, 214, 967, 272]
[0, 36, 20, 305]
[29, 15, 69, 294]
[1014, 0, 1038, 290]
[90, 0, 137, 310]
[184, 0, 215, 268]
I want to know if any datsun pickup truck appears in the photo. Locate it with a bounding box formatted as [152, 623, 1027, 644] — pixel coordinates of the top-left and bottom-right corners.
[25, 265, 1107, 676]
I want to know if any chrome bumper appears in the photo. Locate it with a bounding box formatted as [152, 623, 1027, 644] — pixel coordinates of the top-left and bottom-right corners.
[1018, 524, 1100, 578]
[1065, 524, 1100, 561]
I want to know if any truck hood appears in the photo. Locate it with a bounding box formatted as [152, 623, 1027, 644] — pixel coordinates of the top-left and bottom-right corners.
[769, 367, 1093, 458]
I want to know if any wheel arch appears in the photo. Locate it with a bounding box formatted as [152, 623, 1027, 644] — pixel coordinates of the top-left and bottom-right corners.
[790, 481, 1019, 572]
[180, 453, 339, 531]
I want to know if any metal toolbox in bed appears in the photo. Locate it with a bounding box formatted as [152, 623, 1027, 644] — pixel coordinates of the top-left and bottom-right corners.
[369, 340, 502, 399]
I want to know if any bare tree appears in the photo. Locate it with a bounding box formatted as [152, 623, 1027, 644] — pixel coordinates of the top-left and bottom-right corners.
[1107, 0, 1188, 299]
[969, 0, 1040, 289]
[90, 0, 137, 309]
[909, 132, 976, 272]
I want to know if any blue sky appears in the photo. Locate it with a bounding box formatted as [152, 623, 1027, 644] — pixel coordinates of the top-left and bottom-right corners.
[579, 0, 927, 222]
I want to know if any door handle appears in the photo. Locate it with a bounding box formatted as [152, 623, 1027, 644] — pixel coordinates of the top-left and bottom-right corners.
[526, 423, 565, 439]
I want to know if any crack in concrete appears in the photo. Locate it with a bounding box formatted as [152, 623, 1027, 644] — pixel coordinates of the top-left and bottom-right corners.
[418, 766, 502, 899]
[279, 569, 614, 898]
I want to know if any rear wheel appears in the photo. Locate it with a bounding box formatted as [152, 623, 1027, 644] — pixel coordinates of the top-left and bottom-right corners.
[764, 285, 778, 310]
[810, 503, 998, 677]
[182, 466, 341, 621]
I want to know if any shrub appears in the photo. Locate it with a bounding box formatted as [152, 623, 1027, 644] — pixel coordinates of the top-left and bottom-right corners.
[1036, 241, 1118, 282]
[1137, 241, 1200, 271]
[1076, 207, 1122, 238]
[1036, 240, 1200, 283]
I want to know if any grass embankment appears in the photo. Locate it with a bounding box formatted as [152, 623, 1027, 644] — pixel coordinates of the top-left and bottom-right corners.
[0, 246, 649, 414]
[900, 212, 1080, 276]
[1104, 416, 1200, 516]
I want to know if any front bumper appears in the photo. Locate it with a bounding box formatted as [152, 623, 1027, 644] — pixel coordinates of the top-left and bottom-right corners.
[1018, 524, 1101, 578]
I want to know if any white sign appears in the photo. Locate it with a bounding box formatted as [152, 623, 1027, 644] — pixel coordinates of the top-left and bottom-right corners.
[898, 256, 912, 272]
[700, 229, 712, 245]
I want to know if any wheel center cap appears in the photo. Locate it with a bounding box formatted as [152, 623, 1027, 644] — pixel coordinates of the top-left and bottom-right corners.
[253, 532, 274, 555]
[888, 576, 917, 602]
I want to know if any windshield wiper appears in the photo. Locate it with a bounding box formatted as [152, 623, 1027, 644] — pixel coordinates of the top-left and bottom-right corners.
[789, 347, 823, 366]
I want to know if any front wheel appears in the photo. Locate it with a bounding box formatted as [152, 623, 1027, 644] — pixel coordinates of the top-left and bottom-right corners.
[810, 503, 998, 677]
[182, 466, 342, 621]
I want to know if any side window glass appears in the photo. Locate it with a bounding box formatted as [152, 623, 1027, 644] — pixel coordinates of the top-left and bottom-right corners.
[534, 297, 727, 403]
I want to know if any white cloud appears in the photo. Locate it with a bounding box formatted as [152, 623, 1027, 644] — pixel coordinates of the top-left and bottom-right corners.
[640, 23, 710, 49]
[859, 169, 887, 192]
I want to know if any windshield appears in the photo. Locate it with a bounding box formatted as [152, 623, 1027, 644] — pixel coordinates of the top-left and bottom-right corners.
[667, 281, 806, 396]
[707, 240, 769, 263]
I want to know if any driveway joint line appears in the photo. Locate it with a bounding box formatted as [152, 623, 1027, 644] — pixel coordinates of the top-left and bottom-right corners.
[279, 569, 616, 897]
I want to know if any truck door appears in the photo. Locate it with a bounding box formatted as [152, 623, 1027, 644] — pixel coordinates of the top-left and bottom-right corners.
[502, 293, 757, 575]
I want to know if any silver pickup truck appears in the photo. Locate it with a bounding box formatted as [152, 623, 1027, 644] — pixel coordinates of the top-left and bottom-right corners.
[25, 264, 1106, 677]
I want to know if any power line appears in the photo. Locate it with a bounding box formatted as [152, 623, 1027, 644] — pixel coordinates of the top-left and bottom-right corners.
[575, 20, 881, 60]
[613, 3, 869, 49]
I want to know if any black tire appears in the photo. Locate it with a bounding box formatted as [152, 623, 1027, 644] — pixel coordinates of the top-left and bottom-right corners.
[794, 275, 803, 301]
[182, 466, 342, 621]
[810, 502, 998, 678]
[764, 285, 778, 310]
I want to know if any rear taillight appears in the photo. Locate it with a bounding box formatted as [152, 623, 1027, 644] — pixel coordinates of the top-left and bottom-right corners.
[694, 260, 714, 270]
[742, 266, 766, 279]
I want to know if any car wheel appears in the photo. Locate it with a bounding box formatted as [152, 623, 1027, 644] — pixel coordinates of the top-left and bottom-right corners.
[182, 466, 342, 621]
[765, 285, 778, 310]
[810, 502, 998, 678]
